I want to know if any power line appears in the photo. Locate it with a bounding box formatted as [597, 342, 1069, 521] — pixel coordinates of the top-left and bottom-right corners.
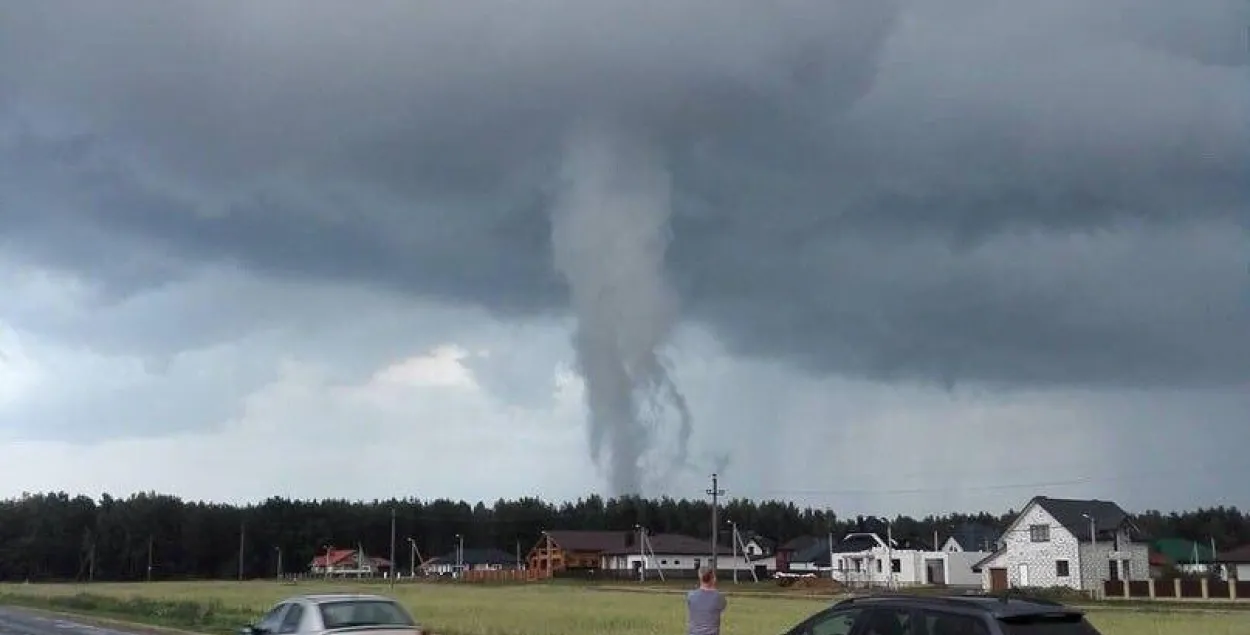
[733, 466, 1225, 498]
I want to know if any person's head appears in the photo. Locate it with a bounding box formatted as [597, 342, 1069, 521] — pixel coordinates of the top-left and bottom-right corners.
[698, 566, 716, 588]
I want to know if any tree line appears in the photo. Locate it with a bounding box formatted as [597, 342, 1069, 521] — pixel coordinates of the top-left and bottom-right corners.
[0, 491, 1245, 582]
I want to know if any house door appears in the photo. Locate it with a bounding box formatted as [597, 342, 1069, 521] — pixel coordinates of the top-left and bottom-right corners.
[1017, 564, 1030, 587]
[989, 568, 1008, 592]
[1108, 560, 1120, 581]
[925, 559, 945, 585]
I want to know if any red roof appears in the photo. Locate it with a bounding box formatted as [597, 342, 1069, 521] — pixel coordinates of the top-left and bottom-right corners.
[310, 548, 392, 568]
[311, 549, 358, 567]
[1149, 551, 1169, 566]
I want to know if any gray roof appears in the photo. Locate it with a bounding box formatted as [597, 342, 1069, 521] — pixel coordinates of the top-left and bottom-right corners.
[431, 548, 518, 566]
[946, 524, 1000, 552]
[1029, 496, 1141, 541]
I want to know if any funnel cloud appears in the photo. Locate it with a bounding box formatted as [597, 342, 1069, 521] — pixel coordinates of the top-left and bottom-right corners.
[551, 118, 691, 496]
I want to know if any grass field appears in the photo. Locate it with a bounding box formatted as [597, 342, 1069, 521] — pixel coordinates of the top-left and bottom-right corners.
[1, 581, 1247, 635]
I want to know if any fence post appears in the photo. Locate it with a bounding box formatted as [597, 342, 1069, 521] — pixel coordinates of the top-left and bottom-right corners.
[1201, 578, 1210, 600]
[1147, 579, 1155, 599]
[1174, 579, 1181, 598]
[1122, 579, 1130, 599]
[1231, 579, 1237, 601]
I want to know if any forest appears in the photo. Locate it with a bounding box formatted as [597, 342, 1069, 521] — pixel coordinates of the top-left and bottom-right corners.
[0, 491, 1245, 581]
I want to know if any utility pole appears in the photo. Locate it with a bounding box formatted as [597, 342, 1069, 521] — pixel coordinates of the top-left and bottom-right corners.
[706, 473, 724, 572]
[886, 522, 894, 590]
[238, 520, 246, 581]
[88, 537, 96, 583]
[275, 547, 282, 580]
[728, 520, 738, 584]
[515, 539, 522, 571]
[389, 507, 397, 588]
[455, 534, 464, 578]
[408, 538, 417, 577]
[146, 535, 154, 582]
[636, 524, 646, 583]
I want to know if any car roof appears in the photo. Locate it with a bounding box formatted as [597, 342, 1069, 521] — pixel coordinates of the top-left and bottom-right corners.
[831, 593, 1085, 619]
[282, 593, 399, 604]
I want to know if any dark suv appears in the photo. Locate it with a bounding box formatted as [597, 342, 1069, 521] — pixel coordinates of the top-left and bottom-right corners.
[780, 593, 1102, 635]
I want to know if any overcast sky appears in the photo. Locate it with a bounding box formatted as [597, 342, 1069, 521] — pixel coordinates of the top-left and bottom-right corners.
[1, 0, 1247, 517]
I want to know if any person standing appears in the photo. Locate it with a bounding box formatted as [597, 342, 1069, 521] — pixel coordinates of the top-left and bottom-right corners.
[687, 566, 727, 635]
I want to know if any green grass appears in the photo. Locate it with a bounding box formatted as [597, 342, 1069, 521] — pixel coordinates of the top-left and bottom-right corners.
[1, 581, 1246, 635]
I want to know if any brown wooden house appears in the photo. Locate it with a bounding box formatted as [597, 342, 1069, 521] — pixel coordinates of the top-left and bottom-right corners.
[527, 530, 629, 573]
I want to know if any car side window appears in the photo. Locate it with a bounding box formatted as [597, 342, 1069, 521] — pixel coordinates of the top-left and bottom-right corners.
[923, 610, 990, 635]
[278, 604, 304, 634]
[257, 604, 289, 633]
[790, 608, 864, 635]
[860, 607, 914, 635]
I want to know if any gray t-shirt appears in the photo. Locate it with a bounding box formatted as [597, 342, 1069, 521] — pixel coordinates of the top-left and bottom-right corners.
[686, 588, 727, 635]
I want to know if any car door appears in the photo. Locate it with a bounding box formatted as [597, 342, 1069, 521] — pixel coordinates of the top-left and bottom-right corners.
[784, 607, 867, 635]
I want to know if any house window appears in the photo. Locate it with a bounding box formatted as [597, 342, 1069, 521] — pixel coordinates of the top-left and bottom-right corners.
[877, 560, 883, 573]
[1056, 560, 1070, 577]
[1029, 524, 1050, 543]
[891, 559, 901, 573]
[661, 560, 668, 565]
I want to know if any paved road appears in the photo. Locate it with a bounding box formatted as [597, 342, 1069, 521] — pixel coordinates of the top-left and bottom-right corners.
[0, 608, 143, 635]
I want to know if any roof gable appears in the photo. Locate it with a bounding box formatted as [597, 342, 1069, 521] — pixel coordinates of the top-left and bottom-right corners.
[1001, 496, 1137, 543]
[1032, 496, 1136, 540]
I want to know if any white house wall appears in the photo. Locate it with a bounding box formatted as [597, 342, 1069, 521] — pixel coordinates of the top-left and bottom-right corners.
[978, 502, 1150, 592]
[1077, 540, 1149, 588]
[830, 549, 928, 587]
[942, 552, 988, 587]
[600, 553, 753, 571]
[1234, 564, 1250, 580]
[979, 503, 1083, 591]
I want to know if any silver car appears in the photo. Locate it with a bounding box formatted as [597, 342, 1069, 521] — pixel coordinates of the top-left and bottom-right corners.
[241, 594, 423, 635]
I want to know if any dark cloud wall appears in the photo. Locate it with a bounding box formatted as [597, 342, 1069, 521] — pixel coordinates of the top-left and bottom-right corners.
[1, 0, 1247, 389]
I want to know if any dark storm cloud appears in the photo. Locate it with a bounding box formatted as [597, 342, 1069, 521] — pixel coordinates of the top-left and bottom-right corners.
[1, 0, 1247, 388]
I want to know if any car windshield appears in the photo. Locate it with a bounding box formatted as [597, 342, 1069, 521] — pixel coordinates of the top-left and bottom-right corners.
[998, 613, 1101, 635]
[318, 600, 415, 629]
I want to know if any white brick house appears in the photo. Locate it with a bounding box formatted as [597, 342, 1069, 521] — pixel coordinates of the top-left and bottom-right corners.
[973, 496, 1149, 593]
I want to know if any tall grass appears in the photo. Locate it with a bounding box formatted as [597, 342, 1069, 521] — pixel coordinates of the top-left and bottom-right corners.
[0, 581, 1245, 635]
